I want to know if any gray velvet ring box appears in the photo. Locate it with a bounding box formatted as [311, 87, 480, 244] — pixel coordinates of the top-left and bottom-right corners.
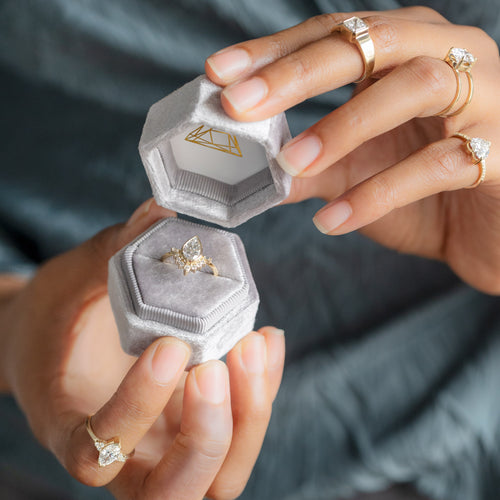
[109, 218, 259, 367]
[139, 75, 292, 228]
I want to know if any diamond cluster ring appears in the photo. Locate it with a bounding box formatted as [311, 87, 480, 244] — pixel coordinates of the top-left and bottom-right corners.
[332, 16, 375, 82]
[437, 47, 476, 117]
[161, 236, 219, 276]
[86, 416, 134, 467]
[453, 133, 491, 188]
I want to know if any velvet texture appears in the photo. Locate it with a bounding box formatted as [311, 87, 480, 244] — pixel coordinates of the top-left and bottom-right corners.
[139, 75, 292, 227]
[109, 218, 259, 367]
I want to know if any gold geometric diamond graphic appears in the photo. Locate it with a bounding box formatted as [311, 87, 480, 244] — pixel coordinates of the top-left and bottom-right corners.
[184, 125, 243, 157]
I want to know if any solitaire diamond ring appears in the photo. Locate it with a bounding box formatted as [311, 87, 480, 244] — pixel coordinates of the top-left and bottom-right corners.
[453, 133, 491, 188]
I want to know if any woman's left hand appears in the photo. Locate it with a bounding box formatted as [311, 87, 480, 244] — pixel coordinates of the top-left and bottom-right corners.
[206, 6, 500, 294]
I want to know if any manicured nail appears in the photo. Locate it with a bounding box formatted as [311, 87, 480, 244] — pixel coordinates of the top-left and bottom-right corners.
[151, 338, 190, 385]
[241, 334, 266, 374]
[195, 360, 228, 404]
[313, 201, 353, 234]
[126, 198, 154, 227]
[276, 135, 322, 176]
[263, 327, 285, 371]
[206, 48, 251, 80]
[222, 77, 267, 113]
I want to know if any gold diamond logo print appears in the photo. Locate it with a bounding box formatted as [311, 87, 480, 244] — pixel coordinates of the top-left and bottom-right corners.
[185, 125, 243, 157]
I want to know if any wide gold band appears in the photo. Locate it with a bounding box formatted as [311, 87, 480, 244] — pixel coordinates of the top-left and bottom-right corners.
[85, 416, 134, 467]
[332, 17, 375, 83]
[453, 133, 490, 189]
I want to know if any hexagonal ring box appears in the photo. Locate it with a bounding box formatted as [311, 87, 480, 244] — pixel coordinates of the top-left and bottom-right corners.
[139, 75, 291, 228]
[109, 218, 259, 367]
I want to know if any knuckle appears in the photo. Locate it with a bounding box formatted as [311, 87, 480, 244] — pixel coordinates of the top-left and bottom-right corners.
[311, 13, 348, 34]
[176, 430, 230, 462]
[468, 26, 499, 58]
[281, 50, 314, 84]
[407, 56, 449, 97]
[412, 5, 447, 22]
[365, 174, 397, 212]
[208, 483, 247, 500]
[365, 15, 400, 53]
[424, 143, 462, 184]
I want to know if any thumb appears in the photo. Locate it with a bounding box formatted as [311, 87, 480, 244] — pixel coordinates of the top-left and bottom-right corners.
[36, 199, 175, 306]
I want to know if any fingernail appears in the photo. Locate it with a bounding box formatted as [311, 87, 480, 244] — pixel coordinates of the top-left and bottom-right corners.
[222, 77, 267, 113]
[276, 135, 322, 176]
[126, 198, 154, 227]
[151, 338, 190, 385]
[313, 201, 352, 234]
[195, 360, 228, 404]
[206, 48, 251, 80]
[241, 334, 266, 374]
[263, 327, 285, 371]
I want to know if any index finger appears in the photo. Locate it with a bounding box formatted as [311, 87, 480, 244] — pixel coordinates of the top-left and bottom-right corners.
[205, 7, 447, 86]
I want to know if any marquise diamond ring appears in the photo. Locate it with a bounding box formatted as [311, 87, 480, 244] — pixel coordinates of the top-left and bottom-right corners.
[85, 416, 135, 467]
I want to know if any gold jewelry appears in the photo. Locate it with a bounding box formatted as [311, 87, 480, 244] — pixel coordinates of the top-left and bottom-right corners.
[161, 236, 219, 276]
[85, 416, 134, 467]
[453, 133, 490, 188]
[437, 48, 476, 117]
[332, 16, 375, 82]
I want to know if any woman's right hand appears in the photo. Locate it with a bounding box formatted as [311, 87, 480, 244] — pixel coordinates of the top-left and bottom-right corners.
[0, 199, 285, 499]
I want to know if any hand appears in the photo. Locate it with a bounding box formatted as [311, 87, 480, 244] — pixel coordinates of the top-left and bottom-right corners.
[0, 199, 285, 499]
[205, 6, 500, 294]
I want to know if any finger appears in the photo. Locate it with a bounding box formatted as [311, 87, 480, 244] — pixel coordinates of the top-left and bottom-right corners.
[56, 337, 190, 487]
[207, 327, 285, 499]
[142, 360, 232, 499]
[312, 131, 497, 237]
[218, 16, 475, 121]
[205, 7, 447, 85]
[276, 55, 458, 178]
[35, 198, 175, 312]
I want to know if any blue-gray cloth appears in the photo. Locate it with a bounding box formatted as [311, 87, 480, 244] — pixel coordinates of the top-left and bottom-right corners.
[1, 1, 500, 499]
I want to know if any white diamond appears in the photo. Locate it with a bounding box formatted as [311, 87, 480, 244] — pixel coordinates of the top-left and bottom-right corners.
[182, 236, 202, 261]
[469, 137, 490, 160]
[449, 47, 476, 67]
[98, 443, 122, 467]
[344, 17, 367, 34]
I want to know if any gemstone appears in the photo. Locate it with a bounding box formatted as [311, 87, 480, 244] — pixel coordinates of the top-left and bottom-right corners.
[182, 236, 202, 261]
[344, 17, 368, 34]
[469, 137, 490, 160]
[98, 443, 122, 467]
[449, 48, 476, 68]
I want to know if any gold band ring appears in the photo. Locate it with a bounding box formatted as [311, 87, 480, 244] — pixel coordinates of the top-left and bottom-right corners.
[85, 416, 135, 467]
[161, 236, 219, 276]
[332, 17, 375, 82]
[453, 133, 491, 189]
[437, 48, 476, 117]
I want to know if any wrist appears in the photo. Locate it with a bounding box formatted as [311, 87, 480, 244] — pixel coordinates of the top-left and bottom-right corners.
[0, 274, 29, 393]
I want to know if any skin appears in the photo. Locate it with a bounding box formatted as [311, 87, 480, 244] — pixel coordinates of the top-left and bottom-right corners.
[206, 6, 500, 294]
[0, 199, 285, 500]
[2, 5, 500, 500]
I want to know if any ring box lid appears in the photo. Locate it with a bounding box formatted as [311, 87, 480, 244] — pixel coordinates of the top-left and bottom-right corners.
[139, 75, 292, 228]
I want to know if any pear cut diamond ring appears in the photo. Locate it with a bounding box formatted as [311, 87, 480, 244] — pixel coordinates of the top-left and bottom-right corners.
[453, 133, 491, 188]
[161, 236, 219, 276]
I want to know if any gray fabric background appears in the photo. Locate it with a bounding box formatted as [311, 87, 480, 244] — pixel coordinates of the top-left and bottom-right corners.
[0, 1, 500, 499]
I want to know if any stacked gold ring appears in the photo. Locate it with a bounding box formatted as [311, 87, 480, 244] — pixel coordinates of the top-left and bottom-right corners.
[437, 47, 476, 117]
